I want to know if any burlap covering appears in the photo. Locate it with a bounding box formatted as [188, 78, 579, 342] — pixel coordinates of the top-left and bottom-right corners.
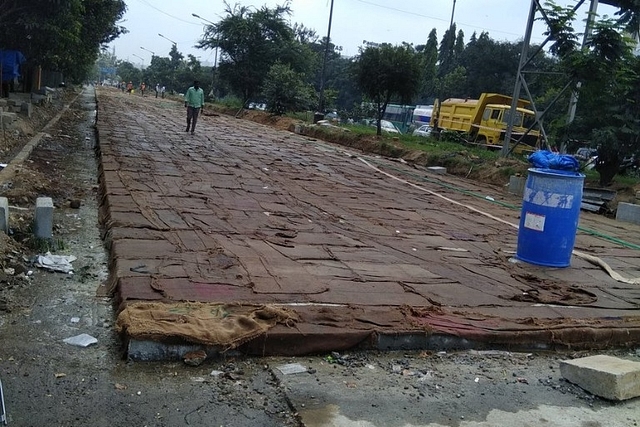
[116, 302, 299, 348]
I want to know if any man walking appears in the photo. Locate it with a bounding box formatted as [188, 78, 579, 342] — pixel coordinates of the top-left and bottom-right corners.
[184, 80, 205, 135]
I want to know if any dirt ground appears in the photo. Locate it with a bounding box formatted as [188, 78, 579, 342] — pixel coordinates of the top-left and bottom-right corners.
[0, 87, 639, 426]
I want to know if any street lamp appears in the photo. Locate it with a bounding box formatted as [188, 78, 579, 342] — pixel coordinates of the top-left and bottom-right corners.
[140, 46, 155, 58]
[132, 54, 145, 69]
[158, 33, 177, 46]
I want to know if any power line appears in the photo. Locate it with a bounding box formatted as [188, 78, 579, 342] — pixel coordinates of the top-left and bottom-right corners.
[353, 0, 544, 40]
[134, 0, 201, 26]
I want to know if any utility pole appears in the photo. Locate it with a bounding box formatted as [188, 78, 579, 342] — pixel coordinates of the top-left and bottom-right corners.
[315, 0, 335, 123]
[449, 0, 457, 29]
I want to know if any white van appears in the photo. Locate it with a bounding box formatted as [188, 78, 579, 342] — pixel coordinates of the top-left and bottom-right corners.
[413, 105, 433, 126]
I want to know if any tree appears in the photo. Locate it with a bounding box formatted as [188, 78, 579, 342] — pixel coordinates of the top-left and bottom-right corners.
[0, 0, 126, 83]
[542, 1, 640, 185]
[354, 43, 424, 136]
[262, 62, 315, 115]
[437, 24, 458, 77]
[116, 61, 141, 86]
[456, 32, 520, 97]
[419, 28, 438, 102]
[197, 3, 316, 109]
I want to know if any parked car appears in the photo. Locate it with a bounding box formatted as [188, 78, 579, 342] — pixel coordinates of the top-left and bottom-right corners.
[248, 102, 266, 110]
[412, 125, 433, 137]
[370, 119, 401, 134]
[574, 147, 598, 161]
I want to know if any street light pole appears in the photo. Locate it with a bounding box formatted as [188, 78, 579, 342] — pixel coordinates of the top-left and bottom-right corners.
[192, 13, 220, 99]
[158, 34, 178, 94]
[158, 33, 177, 47]
[316, 0, 335, 123]
[132, 54, 145, 69]
[140, 46, 156, 58]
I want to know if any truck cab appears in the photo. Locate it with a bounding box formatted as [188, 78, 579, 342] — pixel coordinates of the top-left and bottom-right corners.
[479, 104, 539, 148]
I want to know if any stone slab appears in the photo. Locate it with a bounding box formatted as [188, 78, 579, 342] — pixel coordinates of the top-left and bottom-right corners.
[560, 355, 640, 401]
[508, 175, 526, 196]
[426, 166, 447, 175]
[616, 202, 640, 225]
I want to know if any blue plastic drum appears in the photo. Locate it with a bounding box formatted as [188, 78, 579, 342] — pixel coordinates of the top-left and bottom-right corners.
[516, 168, 585, 267]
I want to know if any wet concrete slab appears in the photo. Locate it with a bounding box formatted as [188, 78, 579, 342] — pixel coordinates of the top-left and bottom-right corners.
[95, 89, 640, 358]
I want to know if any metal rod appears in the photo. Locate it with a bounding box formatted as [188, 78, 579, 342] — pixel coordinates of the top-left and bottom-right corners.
[502, 0, 537, 156]
[317, 0, 334, 119]
[0, 378, 7, 425]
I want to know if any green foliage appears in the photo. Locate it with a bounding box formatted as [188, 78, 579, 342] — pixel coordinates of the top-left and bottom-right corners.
[197, 3, 317, 107]
[436, 66, 468, 99]
[541, 1, 579, 58]
[354, 43, 424, 135]
[438, 24, 458, 77]
[615, 0, 640, 38]
[418, 28, 438, 101]
[262, 62, 316, 115]
[455, 32, 519, 97]
[0, 0, 127, 83]
[116, 61, 141, 86]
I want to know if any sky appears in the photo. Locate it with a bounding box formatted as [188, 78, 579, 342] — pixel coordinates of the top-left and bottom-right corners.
[109, 0, 620, 67]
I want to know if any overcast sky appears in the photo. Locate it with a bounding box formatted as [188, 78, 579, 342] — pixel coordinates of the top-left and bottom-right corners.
[109, 0, 619, 67]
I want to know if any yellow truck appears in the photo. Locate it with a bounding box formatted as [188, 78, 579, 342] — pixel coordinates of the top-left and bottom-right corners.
[429, 93, 541, 152]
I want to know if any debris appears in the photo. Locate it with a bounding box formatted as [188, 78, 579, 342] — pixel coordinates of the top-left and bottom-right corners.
[183, 350, 207, 367]
[0, 378, 6, 426]
[276, 363, 308, 375]
[70, 317, 80, 323]
[62, 333, 97, 347]
[561, 355, 640, 401]
[35, 252, 77, 273]
[210, 370, 224, 377]
[436, 247, 468, 252]
[54, 373, 66, 378]
[485, 196, 495, 201]
[115, 383, 127, 390]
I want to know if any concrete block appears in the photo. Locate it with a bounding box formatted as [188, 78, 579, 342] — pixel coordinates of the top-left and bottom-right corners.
[560, 355, 640, 401]
[34, 197, 54, 239]
[9, 106, 21, 113]
[20, 102, 32, 118]
[427, 166, 447, 175]
[0, 99, 6, 107]
[31, 93, 52, 104]
[508, 175, 526, 196]
[616, 202, 640, 225]
[0, 112, 17, 130]
[5, 99, 17, 107]
[0, 197, 8, 233]
[0, 112, 17, 123]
